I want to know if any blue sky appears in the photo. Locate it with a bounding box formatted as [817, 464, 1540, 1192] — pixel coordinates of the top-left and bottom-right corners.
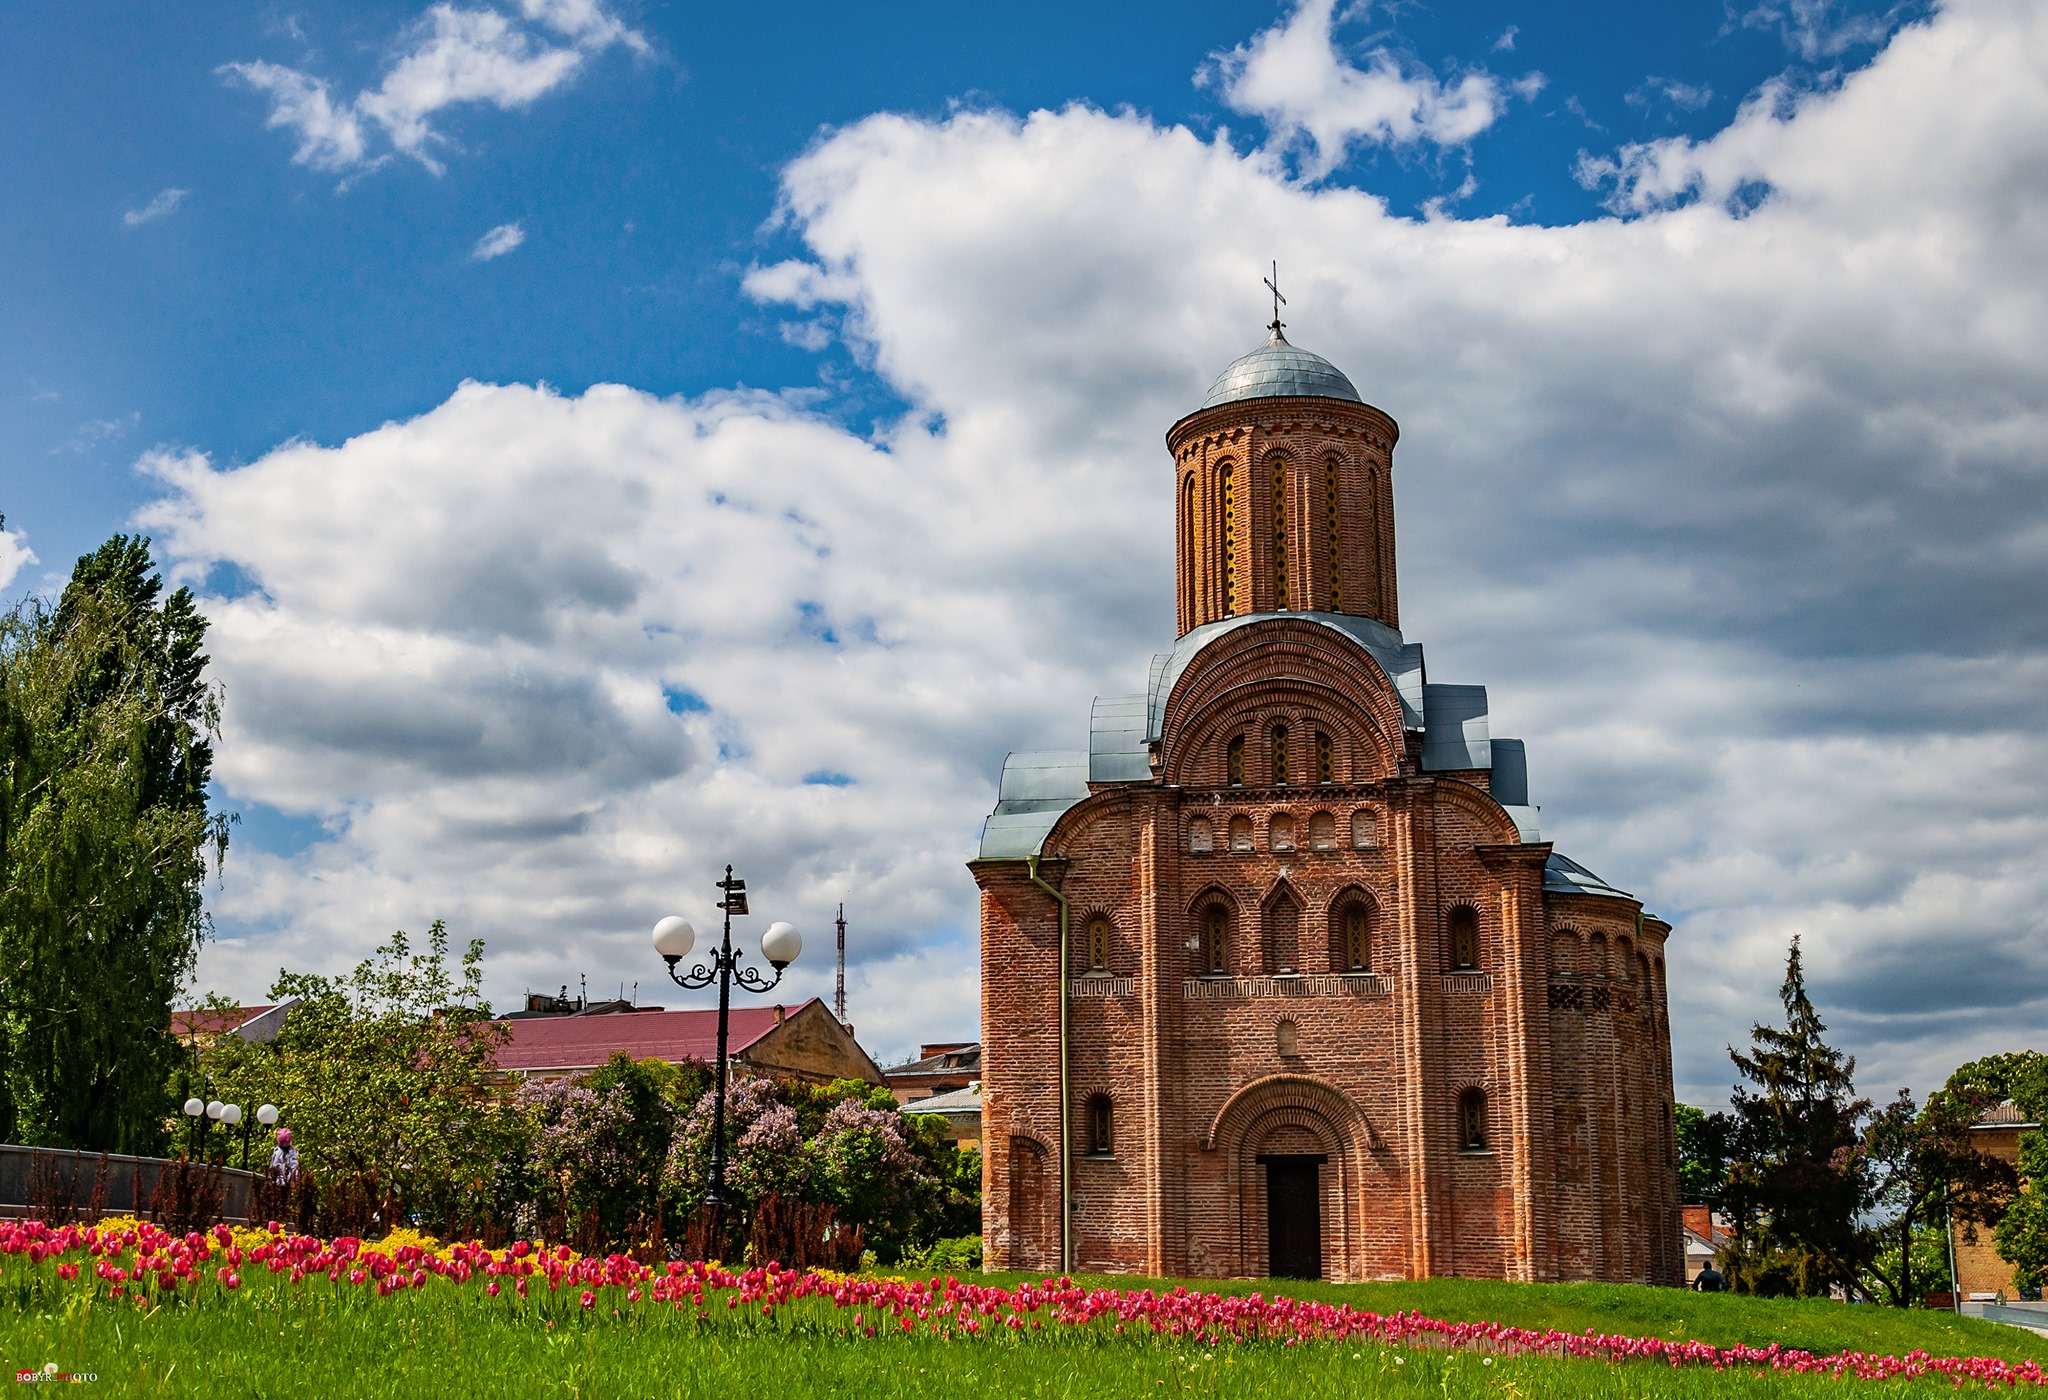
[5, 0, 2042, 1098]
[5, 0, 1915, 573]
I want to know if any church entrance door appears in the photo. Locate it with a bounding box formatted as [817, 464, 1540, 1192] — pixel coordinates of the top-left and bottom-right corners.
[1260, 1154, 1325, 1279]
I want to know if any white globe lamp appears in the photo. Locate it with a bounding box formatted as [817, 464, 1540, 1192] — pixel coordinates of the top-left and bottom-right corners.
[652, 916, 696, 962]
[760, 921, 802, 969]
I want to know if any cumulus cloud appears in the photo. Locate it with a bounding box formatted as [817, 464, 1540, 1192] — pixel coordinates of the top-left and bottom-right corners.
[221, 1, 644, 177]
[123, 188, 188, 226]
[159, 0, 2048, 1084]
[0, 523, 36, 590]
[1206, 0, 1509, 178]
[472, 221, 526, 259]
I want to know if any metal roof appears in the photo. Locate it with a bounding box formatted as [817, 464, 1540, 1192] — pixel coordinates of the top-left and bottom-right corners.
[1146, 610, 1424, 741]
[978, 750, 1091, 859]
[1543, 852, 1635, 902]
[1089, 695, 1151, 783]
[1199, 333, 1362, 410]
[1421, 684, 1492, 772]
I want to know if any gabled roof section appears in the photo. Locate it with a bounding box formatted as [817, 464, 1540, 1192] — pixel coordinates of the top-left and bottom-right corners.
[978, 750, 1090, 859]
[1089, 695, 1151, 783]
[1421, 684, 1491, 772]
[497, 1002, 788, 1074]
[1147, 611, 1425, 741]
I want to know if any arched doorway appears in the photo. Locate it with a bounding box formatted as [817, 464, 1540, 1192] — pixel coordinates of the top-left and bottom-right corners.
[1205, 1074, 1366, 1281]
[1007, 1136, 1051, 1271]
[1259, 1151, 1326, 1278]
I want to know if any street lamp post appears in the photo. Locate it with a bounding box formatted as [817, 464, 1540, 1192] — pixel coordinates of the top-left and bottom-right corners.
[247, 1104, 280, 1173]
[652, 865, 802, 1248]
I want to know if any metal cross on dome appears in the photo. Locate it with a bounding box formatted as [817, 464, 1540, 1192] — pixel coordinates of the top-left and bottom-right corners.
[1264, 260, 1287, 339]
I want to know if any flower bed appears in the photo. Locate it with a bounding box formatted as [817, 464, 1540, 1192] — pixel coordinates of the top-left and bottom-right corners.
[3, 1218, 2041, 1389]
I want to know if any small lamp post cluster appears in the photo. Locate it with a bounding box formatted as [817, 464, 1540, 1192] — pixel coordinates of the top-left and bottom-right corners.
[652, 865, 801, 1241]
[182, 1094, 279, 1170]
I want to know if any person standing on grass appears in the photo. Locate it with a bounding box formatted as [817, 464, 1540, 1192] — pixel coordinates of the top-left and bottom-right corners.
[269, 1127, 299, 1186]
[1694, 1261, 1726, 1292]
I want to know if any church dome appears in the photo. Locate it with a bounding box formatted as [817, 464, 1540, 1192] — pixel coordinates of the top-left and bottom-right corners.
[1199, 331, 1361, 410]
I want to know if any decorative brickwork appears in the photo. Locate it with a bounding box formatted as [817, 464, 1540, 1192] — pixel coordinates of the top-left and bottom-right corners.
[973, 341, 1680, 1285]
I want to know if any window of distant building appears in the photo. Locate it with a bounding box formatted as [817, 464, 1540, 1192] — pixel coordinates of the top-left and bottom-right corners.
[1271, 456, 1289, 608]
[1324, 457, 1342, 609]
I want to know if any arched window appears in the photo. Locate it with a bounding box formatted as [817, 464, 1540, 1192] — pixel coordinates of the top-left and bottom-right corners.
[1228, 815, 1254, 852]
[1308, 810, 1336, 850]
[1324, 457, 1342, 609]
[1268, 812, 1296, 852]
[1084, 916, 1111, 973]
[1315, 731, 1333, 784]
[1272, 724, 1290, 785]
[1617, 935, 1635, 977]
[1334, 900, 1371, 971]
[1263, 889, 1301, 974]
[1219, 463, 1238, 616]
[1275, 1019, 1301, 1058]
[1086, 1094, 1113, 1156]
[1351, 809, 1377, 849]
[1199, 905, 1230, 975]
[1448, 907, 1480, 971]
[1458, 1089, 1489, 1152]
[1188, 816, 1214, 854]
[1226, 734, 1245, 787]
[1550, 931, 1577, 975]
[1638, 952, 1653, 994]
[1270, 455, 1289, 609]
[1590, 932, 1609, 977]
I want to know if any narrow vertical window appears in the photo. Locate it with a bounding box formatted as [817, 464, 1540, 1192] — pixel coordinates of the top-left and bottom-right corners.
[1458, 1089, 1489, 1152]
[1351, 809, 1377, 848]
[1342, 903, 1370, 970]
[1272, 724, 1290, 786]
[1086, 1095, 1113, 1156]
[1220, 463, 1238, 616]
[1315, 731, 1333, 784]
[1201, 906, 1229, 975]
[1325, 457, 1342, 610]
[1226, 734, 1245, 787]
[1271, 456, 1289, 608]
[1275, 1019, 1301, 1057]
[1449, 907, 1480, 971]
[1085, 917, 1111, 972]
[1182, 473, 1197, 619]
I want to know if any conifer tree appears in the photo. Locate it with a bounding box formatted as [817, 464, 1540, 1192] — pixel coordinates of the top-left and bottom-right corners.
[1723, 937, 1870, 1296]
[0, 533, 226, 1152]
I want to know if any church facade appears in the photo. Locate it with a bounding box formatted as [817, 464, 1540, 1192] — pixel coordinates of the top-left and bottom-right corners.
[971, 326, 1682, 1285]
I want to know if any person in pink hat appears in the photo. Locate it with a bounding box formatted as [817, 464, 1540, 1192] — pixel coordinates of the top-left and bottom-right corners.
[268, 1127, 300, 1186]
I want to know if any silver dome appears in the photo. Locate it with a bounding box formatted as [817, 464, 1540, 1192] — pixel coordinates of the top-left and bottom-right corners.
[1199, 331, 1361, 410]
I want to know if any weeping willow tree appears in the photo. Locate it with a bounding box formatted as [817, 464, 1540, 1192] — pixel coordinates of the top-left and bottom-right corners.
[0, 531, 227, 1152]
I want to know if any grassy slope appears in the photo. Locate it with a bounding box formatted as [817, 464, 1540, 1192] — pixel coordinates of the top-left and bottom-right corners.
[973, 1272, 2048, 1365]
[0, 1281, 2021, 1400]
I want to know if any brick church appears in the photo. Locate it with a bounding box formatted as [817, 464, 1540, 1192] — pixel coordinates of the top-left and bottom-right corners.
[971, 318, 1682, 1285]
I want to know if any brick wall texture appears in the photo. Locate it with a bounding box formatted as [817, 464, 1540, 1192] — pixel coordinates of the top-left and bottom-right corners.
[971, 389, 1682, 1285]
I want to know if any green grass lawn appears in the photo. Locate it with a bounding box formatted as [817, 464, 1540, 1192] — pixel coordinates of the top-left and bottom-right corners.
[5, 1262, 2044, 1397]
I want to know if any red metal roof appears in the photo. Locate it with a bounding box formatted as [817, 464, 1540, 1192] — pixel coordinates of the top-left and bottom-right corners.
[171, 1005, 273, 1036]
[494, 1001, 821, 1074]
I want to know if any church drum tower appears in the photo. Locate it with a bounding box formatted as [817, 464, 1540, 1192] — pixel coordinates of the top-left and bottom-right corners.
[971, 319, 1682, 1285]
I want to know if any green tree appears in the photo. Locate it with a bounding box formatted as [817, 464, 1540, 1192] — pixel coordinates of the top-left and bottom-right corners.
[1854, 1084, 2017, 1305]
[1946, 1051, 2048, 1290]
[1722, 937, 1869, 1297]
[201, 923, 515, 1228]
[1677, 1102, 1736, 1210]
[0, 533, 226, 1152]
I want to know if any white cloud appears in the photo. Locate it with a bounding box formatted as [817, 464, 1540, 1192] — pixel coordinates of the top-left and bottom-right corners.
[0, 523, 36, 590]
[123, 188, 189, 227]
[221, 1, 643, 177]
[1627, 77, 1715, 114]
[472, 221, 526, 259]
[1206, 0, 1506, 178]
[157, 0, 2048, 1087]
[1731, 0, 1909, 60]
[59, 412, 140, 456]
[1493, 25, 1519, 52]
